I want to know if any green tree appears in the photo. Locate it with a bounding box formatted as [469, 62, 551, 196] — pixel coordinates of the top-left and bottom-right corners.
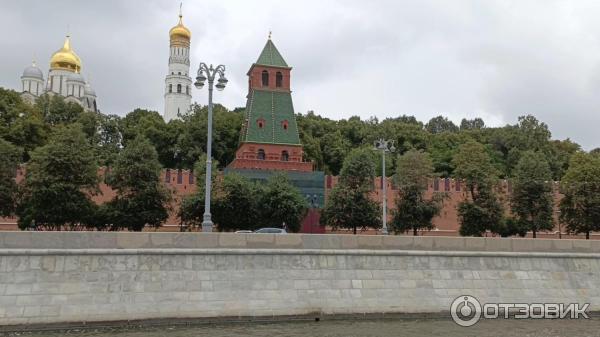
[0, 139, 21, 217]
[35, 94, 84, 126]
[425, 115, 459, 134]
[510, 151, 554, 238]
[17, 124, 98, 230]
[457, 187, 504, 237]
[212, 173, 261, 232]
[103, 136, 171, 231]
[259, 173, 308, 233]
[338, 148, 377, 189]
[120, 108, 175, 168]
[559, 153, 600, 239]
[452, 141, 497, 198]
[95, 114, 123, 167]
[178, 154, 219, 231]
[322, 148, 381, 234]
[460, 118, 485, 130]
[321, 131, 350, 175]
[453, 141, 504, 236]
[0, 89, 48, 161]
[175, 104, 243, 169]
[391, 150, 443, 235]
[0, 88, 34, 139]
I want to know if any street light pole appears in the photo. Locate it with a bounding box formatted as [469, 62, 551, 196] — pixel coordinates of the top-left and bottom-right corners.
[194, 63, 228, 233]
[374, 139, 395, 235]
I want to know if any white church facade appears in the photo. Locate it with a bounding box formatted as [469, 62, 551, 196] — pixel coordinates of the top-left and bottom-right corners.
[20, 36, 99, 113]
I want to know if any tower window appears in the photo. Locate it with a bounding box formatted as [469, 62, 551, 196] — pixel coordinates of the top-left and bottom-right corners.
[257, 118, 265, 128]
[276, 71, 283, 88]
[177, 84, 182, 93]
[257, 149, 266, 160]
[178, 72, 181, 75]
[261, 70, 269, 86]
[281, 151, 289, 162]
[169, 84, 172, 93]
[186, 86, 189, 95]
[282, 120, 289, 130]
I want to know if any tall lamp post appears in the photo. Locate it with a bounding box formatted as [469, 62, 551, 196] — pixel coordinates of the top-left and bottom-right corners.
[374, 139, 395, 235]
[194, 63, 228, 232]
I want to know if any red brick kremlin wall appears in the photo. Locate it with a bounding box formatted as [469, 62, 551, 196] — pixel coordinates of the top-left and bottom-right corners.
[0, 168, 589, 239]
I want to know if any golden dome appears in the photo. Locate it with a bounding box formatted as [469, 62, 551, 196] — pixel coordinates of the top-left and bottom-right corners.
[169, 14, 191, 44]
[50, 36, 81, 73]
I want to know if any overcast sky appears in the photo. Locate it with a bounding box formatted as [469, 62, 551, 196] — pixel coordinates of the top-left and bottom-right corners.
[2, 0, 600, 149]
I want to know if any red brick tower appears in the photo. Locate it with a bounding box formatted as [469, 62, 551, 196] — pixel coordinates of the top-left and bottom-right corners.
[228, 37, 313, 172]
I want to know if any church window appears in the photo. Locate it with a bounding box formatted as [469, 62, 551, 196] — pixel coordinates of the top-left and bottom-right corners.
[169, 84, 172, 93]
[177, 84, 182, 93]
[261, 70, 269, 86]
[276, 72, 283, 87]
[93, 100, 97, 112]
[257, 149, 266, 160]
[257, 118, 265, 128]
[186, 86, 189, 95]
[178, 72, 181, 75]
[282, 120, 289, 130]
[281, 151, 289, 162]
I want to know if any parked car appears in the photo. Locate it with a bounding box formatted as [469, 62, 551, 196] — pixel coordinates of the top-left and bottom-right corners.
[234, 230, 253, 234]
[254, 228, 287, 234]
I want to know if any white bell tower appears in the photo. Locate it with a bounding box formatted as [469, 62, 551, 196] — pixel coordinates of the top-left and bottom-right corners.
[164, 6, 192, 121]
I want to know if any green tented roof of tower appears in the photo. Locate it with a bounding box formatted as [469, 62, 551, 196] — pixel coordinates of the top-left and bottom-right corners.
[241, 89, 301, 145]
[255, 39, 289, 68]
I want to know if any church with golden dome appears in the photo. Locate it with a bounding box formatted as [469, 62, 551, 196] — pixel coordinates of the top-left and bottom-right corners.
[20, 35, 98, 113]
[163, 8, 192, 121]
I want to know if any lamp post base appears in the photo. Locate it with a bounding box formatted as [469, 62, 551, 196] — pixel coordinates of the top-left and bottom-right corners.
[202, 218, 213, 233]
[381, 227, 389, 235]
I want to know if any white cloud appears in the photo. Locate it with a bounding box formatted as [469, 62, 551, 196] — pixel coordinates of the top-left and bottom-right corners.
[1, 0, 599, 149]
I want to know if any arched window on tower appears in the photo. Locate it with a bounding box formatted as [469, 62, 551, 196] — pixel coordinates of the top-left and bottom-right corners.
[261, 70, 269, 87]
[169, 84, 172, 93]
[257, 149, 266, 160]
[177, 84, 182, 93]
[281, 150, 289, 162]
[276, 72, 283, 88]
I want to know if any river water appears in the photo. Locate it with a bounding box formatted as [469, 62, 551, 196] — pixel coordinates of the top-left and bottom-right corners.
[7, 318, 600, 337]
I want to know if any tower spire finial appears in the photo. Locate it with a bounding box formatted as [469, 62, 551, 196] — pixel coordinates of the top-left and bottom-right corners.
[179, 2, 183, 18]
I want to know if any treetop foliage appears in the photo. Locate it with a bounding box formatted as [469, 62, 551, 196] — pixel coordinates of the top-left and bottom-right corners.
[0, 88, 583, 183]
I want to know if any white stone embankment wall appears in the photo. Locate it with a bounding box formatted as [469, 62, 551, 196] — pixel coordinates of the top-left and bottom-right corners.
[0, 232, 599, 326]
